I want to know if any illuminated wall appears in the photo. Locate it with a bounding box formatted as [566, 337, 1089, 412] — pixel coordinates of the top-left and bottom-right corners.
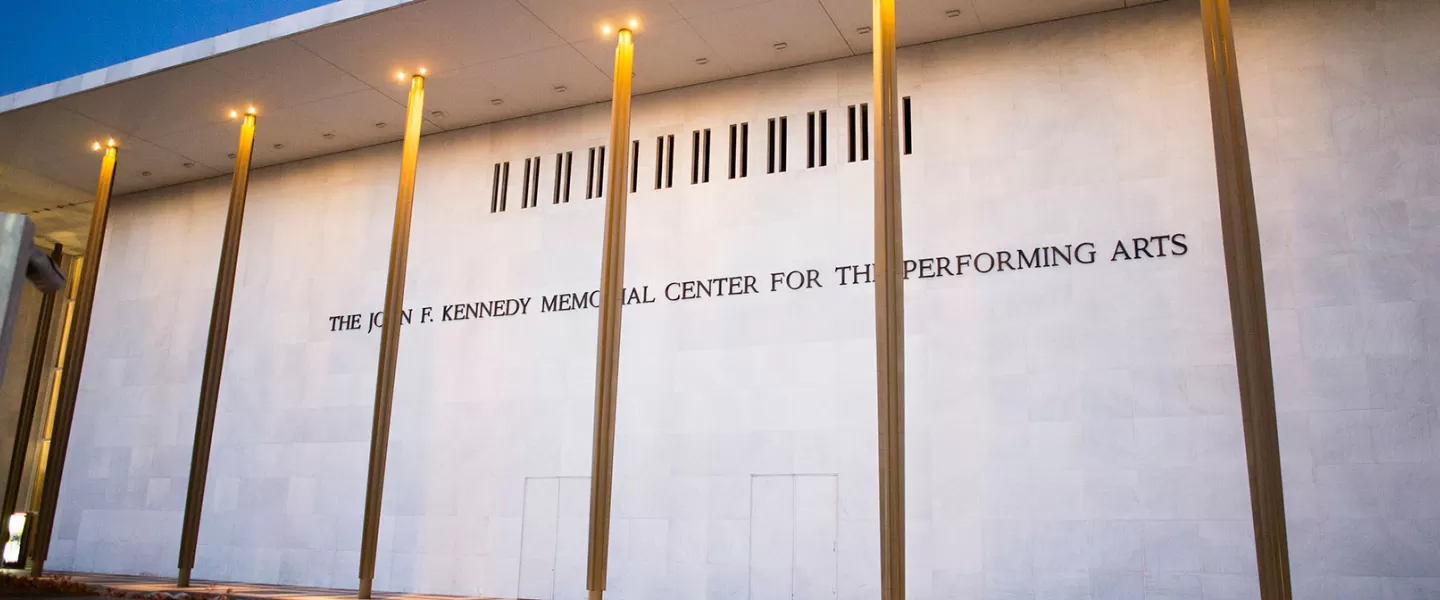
[45, 0, 1440, 598]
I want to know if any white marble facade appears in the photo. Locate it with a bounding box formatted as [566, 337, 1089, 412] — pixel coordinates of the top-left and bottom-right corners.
[43, 0, 1440, 598]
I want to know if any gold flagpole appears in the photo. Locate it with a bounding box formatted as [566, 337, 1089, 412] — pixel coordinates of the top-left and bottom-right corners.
[30, 139, 119, 576]
[871, 0, 906, 599]
[1197, 0, 1292, 598]
[586, 23, 635, 600]
[358, 70, 426, 599]
[178, 107, 258, 587]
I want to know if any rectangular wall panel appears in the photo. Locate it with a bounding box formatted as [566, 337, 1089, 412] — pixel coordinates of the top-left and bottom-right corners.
[519, 477, 560, 599]
[751, 475, 837, 600]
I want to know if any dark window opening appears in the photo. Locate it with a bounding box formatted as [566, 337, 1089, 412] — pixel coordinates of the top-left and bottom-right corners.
[702, 128, 711, 183]
[655, 136, 665, 190]
[586, 147, 596, 199]
[861, 103, 870, 161]
[740, 123, 749, 178]
[521, 158, 532, 208]
[691, 130, 701, 185]
[630, 140, 639, 193]
[499, 161, 510, 211]
[562, 151, 573, 203]
[807, 112, 815, 169]
[767, 118, 776, 174]
[530, 155, 541, 207]
[847, 105, 857, 163]
[778, 116, 788, 173]
[553, 153, 564, 204]
[596, 145, 606, 198]
[728, 125, 737, 180]
[491, 163, 502, 212]
[819, 110, 828, 167]
[665, 134, 675, 188]
[902, 96, 913, 155]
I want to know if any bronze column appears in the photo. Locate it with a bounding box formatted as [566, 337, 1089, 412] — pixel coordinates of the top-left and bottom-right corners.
[30, 141, 118, 576]
[177, 109, 257, 587]
[1197, 1, 1292, 598]
[871, 1, 906, 599]
[585, 26, 635, 600]
[1, 244, 65, 532]
[358, 71, 425, 600]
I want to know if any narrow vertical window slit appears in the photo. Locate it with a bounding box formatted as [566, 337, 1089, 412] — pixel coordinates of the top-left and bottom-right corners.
[630, 140, 639, 193]
[847, 105, 857, 163]
[491, 163, 501, 213]
[521, 158, 532, 208]
[728, 125, 737, 180]
[596, 145, 606, 198]
[655, 137, 665, 190]
[563, 151, 573, 203]
[702, 129, 711, 183]
[807, 112, 815, 169]
[767, 118, 776, 174]
[553, 153, 563, 204]
[740, 123, 749, 178]
[531, 156, 541, 207]
[779, 117, 788, 173]
[861, 103, 870, 161]
[665, 134, 675, 188]
[903, 96, 913, 155]
[500, 161, 510, 211]
[691, 130, 701, 185]
[819, 110, 828, 167]
[586, 147, 596, 199]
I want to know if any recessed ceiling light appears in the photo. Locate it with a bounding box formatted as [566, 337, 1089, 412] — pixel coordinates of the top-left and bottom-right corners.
[857, 26, 871, 34]
[272, 143, 285, 150]
[773, 42, 788, 51]
[141, 171, 152, 177]
[695, 57, 709, 65]
[945, 8, 963, 17]
[322, 133, 335, 139]
[182, 162, 194, 168]
[553, 85, 568, 93]
[375, 122, 388, 129]
[491, 98, 505, 106]
[430, 110, 447, 118]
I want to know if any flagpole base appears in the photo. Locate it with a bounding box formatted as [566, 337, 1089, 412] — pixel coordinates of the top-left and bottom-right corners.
[178, 568, 191, 587]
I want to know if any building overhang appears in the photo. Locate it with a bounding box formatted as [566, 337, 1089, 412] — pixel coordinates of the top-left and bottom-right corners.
[0, 0, 1160, 250]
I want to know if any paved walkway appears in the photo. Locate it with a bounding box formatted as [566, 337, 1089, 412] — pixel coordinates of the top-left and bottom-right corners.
[28, 573, 515, 600]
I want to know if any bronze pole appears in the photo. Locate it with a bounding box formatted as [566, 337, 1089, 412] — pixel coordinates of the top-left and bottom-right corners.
[177, 111, 257, 587]
[871, 1, 906, 599]
[30, 142, 118, 576]
[585, 28, 634, 600]
[1197, 1, 1292, 598]
[358, 73, 425, 599]
[1, 244, 65, 533]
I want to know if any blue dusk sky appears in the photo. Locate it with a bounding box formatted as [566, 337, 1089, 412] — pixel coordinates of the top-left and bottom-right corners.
[1, 0, 333, 96]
